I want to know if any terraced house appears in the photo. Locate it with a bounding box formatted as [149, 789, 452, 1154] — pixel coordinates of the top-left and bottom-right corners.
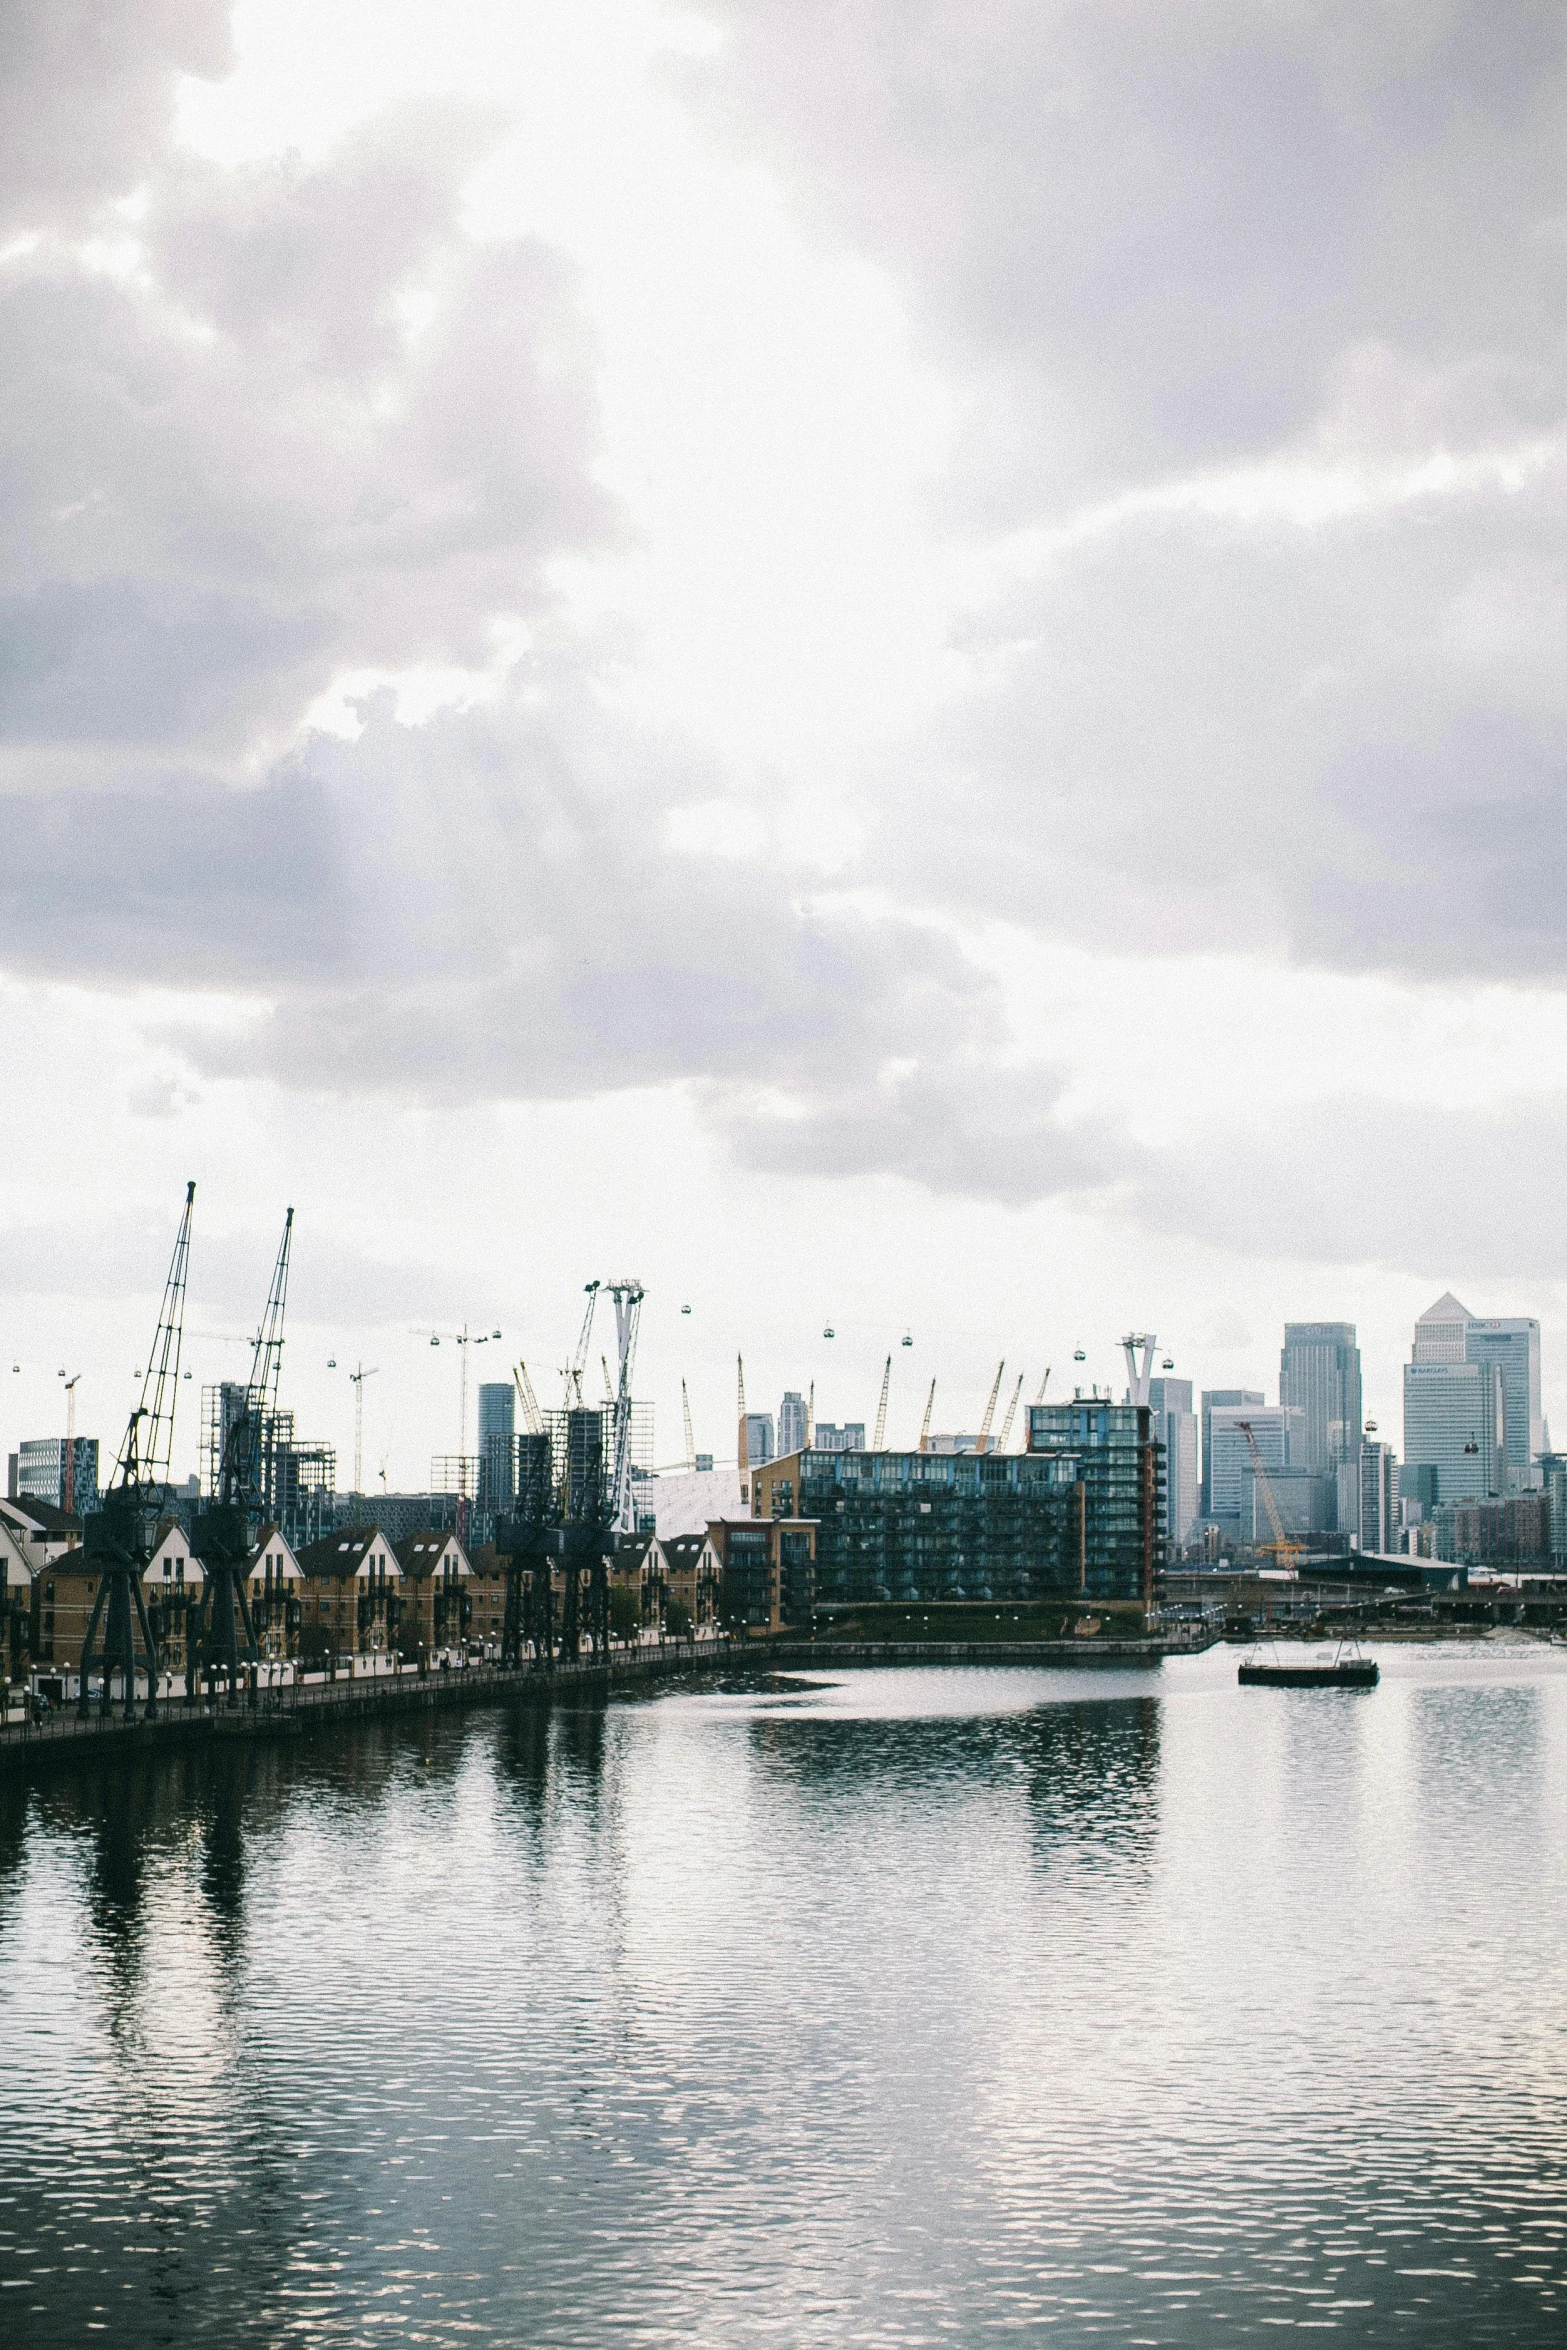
[392, 1530, 471, 1658]
[295, 1525, 401, 1658]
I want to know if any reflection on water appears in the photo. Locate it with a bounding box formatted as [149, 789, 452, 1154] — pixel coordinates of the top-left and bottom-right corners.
[1, 1649, 1565, 2345]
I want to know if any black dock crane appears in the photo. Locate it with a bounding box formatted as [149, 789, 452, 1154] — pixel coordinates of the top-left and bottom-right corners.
[78, 1180, 195, 1719]
[193, 1208, 293, 1702]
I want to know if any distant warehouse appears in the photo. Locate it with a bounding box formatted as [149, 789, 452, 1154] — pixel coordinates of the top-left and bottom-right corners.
[748, 1402, 1163, 1610]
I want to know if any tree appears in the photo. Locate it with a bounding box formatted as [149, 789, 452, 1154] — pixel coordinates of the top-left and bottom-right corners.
[609, 1586, 643, 1645]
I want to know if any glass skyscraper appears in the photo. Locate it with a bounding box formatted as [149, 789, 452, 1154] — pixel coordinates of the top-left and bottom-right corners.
[1279, 1323, 1362, 1475]
[1147, 1377, 1198, 1550]
[477, 1381, 516, 1513]
[1402, 1295, 1511, 1504]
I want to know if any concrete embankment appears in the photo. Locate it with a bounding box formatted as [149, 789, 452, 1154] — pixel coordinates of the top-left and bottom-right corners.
[0, 1644, 733, 1778]
[0, 1635, 1209, 1779]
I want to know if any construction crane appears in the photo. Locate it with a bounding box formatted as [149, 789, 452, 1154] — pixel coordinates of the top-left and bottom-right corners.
[872, 1354, 891, 1452]
[513, 1360, 545, 1436]
[996, 1371, 1026, 1453]
[682, 1378, 696, 1473]
[918, 1379, 935, 1452]
[1237, 1419, 1303, 1574]
[806, 1380, 815, 1446]
[737, 1355, 749, 1501]
[79, 1181, 194, 1720]
[1122, 1333, 1156, 1408]
[348, 1362, 379, 1493]
[58, 1371, 81, 1515]
[605, 1279, 644, 1537]
[563, 1281, 601, 1407]
[975, 1359, 1005, 1455]
[195, 1208, 297, 1697]
[601, 1353, 616, 1404]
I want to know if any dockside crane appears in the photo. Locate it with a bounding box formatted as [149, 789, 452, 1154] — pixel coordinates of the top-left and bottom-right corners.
[195, 1209, 296, 1698]
[872, 1354, 891, 1452]
[975, 1359, 1006, 1455]
[79, 1181, 195, 1720]
[563, 1281, 601, 1408]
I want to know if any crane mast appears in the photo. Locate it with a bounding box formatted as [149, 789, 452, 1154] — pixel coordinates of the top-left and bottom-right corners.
[996, 1371, 1025, 1454]
[872, 1354, 891, 1452]
[605, 1279, 644, 1537]
[682, 1378, 696, 1473]
[975, 1359, 1006, 1455]
[918, 1379, 935, 1453]
[79, 1180, 195, 1720]
[1237, 1419, 1303, 1573]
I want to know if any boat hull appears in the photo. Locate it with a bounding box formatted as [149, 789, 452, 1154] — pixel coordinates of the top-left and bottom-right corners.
[1239, 1660, 1379, 1688]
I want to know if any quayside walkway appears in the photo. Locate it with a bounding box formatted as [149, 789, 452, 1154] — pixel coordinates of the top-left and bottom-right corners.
[0, 1633, 1204, 1778]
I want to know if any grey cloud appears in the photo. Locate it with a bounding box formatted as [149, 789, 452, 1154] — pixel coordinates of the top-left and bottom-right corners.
[0, 106, 614, 764]
[1133, 1093, 1567, 1281]
[686, 1, 1567, 508]
[0, 0, 232, 236]
[720, 1061, 1137, 1206]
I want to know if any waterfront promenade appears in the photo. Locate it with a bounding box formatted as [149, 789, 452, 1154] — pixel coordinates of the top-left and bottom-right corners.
[0, 1633, 1200, 1775]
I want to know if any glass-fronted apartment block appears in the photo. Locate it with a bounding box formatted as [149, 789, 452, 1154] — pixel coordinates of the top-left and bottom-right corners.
[1355, 1439, 1397, 1554]
[750, 1447, 1085, 1606]
[1279, 1323, 1362, 1475]
[16, 1436, 99, 1517]
[709, 1515, 816, 1630]
[744, 1412, 775, 1467]
[1026, 1400, 1165, 1606]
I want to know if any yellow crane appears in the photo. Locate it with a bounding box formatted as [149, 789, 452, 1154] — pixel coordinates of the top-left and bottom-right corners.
[918, 1378, 935, 1452]
[1237, 1419, 1303, 1573]
[512, 1360, 545, 1436]
[872, 1353, 891, 1451]
[995, 1371, 1026, 1453]
[975, 1359, 1006, 1455]
[682, 1378, 696, 1473]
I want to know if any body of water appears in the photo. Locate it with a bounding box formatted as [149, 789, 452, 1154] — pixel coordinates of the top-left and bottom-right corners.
[2, 1645, 1565, 2344]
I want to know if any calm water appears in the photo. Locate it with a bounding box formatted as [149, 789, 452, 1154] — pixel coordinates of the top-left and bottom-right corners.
[2, 1647, 1566, 2346]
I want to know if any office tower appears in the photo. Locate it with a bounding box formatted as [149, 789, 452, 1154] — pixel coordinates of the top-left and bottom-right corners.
[1279, 1323, 1362, 1475]
[477, 1381, 516, 1513]
[745, 1411, 775, 1467]
[1464, 1316, 1543, 1491]
[1147, 1377, 1199, 1550]
[1205, 1403, 1302, 1531]
[1200, 1390, 1264, 1517]
[778, 1391, 808, 1456]
[15, 1436, 99, 1516]
[1403, 1295, 1507, 1505]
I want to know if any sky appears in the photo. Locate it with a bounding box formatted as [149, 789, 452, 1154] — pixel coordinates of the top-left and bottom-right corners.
[4, 0, 1567, 1488]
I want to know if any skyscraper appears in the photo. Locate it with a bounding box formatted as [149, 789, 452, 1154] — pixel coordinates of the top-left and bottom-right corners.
[1403, 1296, 1504, 1504]
[1354, 1438, 1397, 1554]
[1279, 1323, 1362, 1475]
[1464, 1317, 1543, 1492]
[745, 1412, 775, 1467]
[1200, 1390, 1263, 1518]
[1147, 1376, 1199, 1550]
[477, 1381, 516, 1513]
[778, 1391, 808, 1456]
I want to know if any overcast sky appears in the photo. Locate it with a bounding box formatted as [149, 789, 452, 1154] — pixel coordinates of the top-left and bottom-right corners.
[5, 0, 1567, 1487]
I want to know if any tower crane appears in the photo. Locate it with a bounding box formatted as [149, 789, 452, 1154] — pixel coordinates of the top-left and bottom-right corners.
[872, 1354, 891, 1452]
[563, 1281, 601, 1407]
[737, 1355, 749, 1501]
[975, 1359, 1006, 1455]
[348, 1362, 378, 1494]
[79, 1181, 194, 1720]
[1237, 1419, 1303, 1574]
[918, 1379, 935, 1453]
[59, 1371, 81, 1515]
[996, 1371, 1026, 1453]
[682, 1379, 696, 1473]
[513, 1360, 545, 1436]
